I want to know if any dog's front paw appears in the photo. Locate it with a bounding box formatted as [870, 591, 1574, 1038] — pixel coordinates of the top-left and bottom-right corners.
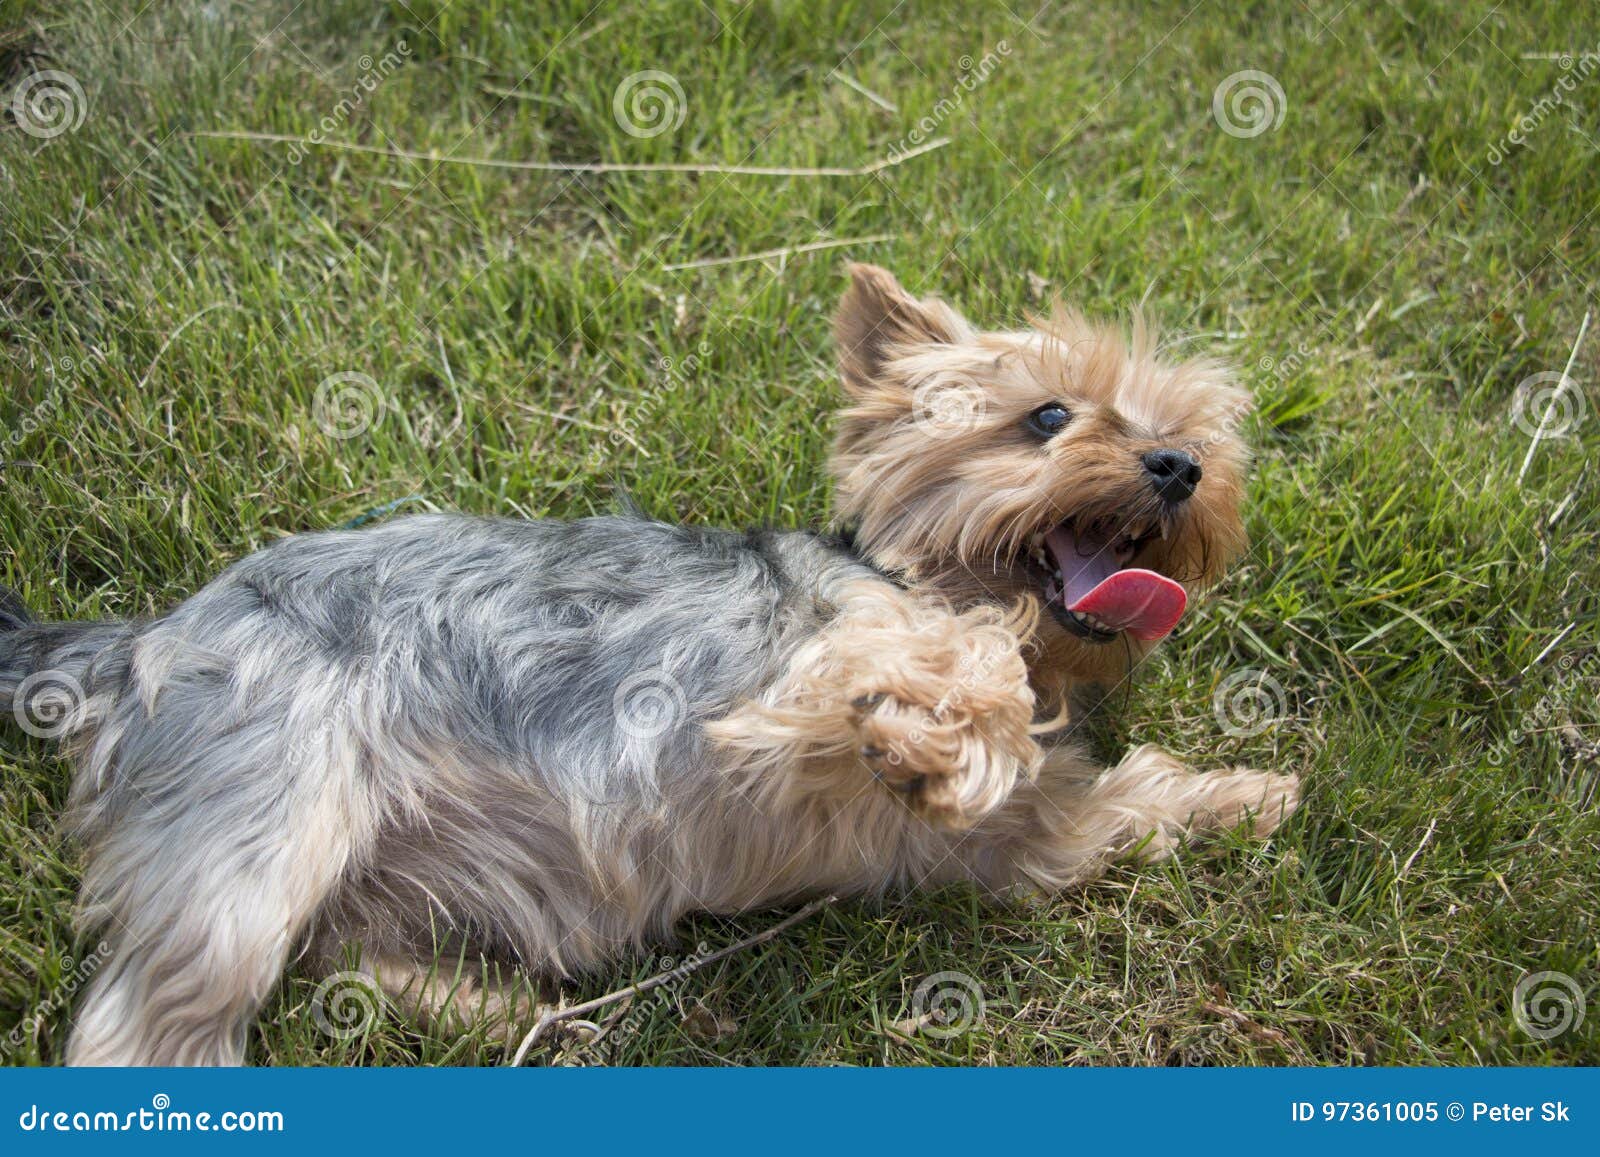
[849, 673, 1038, 830]
[1211, 767, 1300, 837]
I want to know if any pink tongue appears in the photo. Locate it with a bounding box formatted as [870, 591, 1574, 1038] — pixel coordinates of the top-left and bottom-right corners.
[1043, 525, 1188, 642]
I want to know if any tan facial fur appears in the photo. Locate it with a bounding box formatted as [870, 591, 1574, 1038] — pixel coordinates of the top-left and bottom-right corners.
[829, 264, 1251, 698]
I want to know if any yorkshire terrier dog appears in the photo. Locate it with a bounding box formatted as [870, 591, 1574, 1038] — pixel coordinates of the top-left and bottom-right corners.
[0, 266, 1297, 1066]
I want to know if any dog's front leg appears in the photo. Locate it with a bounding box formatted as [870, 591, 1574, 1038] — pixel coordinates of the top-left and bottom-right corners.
[709, 582, 1041, 829]
[968, 743, 1300, 891]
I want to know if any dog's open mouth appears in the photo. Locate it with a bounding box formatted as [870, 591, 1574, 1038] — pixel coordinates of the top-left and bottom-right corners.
[1025, 519, 1186, 644]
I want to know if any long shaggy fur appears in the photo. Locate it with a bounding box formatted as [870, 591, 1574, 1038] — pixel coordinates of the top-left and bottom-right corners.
[0, 266, 1297, 1065]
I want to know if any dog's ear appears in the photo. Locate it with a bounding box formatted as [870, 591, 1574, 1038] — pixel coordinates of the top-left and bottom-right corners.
[834, 264, 972, 393]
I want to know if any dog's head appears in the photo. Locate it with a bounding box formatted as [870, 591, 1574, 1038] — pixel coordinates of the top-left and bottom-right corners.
[829, 264, 1250, 684]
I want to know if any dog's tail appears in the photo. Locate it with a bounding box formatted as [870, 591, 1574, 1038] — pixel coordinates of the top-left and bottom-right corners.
[0, 585, 127, 741]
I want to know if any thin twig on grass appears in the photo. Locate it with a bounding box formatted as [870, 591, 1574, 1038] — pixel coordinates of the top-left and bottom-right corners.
[1517, 309, 1591, 485]
[833, 72, 897, 112]
[187, 131, 951, 178]
[507, 894, 838, 1066]
[1519, 622, 1577, 677]
[1398, 817, 1437, 880]
[662, 233, 892, 272]
[135, 302, 241, 392]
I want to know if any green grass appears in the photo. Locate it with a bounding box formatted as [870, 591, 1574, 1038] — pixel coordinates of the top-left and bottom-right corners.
[2, 0, 1597, 1066]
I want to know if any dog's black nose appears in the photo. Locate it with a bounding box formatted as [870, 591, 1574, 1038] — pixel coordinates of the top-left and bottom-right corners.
[1142, 448, 1202, 502]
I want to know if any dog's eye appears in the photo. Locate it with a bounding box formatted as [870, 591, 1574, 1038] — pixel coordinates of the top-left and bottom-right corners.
[1026, 403, 1071, 439]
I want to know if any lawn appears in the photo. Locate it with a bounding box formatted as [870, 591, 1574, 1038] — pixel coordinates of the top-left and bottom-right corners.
[1, 0, 1597, 1066]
